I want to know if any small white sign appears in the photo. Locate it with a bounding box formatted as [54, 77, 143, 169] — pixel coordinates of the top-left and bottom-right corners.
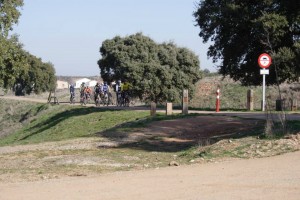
[260, 69, 269, 75]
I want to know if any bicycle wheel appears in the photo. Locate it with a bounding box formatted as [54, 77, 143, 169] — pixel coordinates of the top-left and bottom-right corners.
[95, 95, 100, 107]
[116, 94, 122, 106]
[83, 96, 87, 105]
[70, 94, 75, 104]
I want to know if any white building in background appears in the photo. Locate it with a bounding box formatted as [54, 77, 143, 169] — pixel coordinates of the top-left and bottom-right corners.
[75, 78, 91, 88]
[87, 80, 97, 87]
[56, 80, 69, 89]
[74, 78, 100, 88]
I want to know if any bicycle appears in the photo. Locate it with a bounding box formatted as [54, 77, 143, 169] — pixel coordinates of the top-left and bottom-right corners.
[116, 92, 123, 106]
[109, 92, 114, 105]
[70, 92, 75, 104]
[85, 93, 91, 104]
[121, 91, 130, 107]
[101, 92, 109, 106]
[95, 93, 101, 107]
[80, 92, 90, 105]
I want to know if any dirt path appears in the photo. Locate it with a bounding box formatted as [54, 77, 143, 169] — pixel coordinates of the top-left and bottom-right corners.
[0, 151, 299, 200]
[1, 95, 300, 199]
[0, 95, 47, 103]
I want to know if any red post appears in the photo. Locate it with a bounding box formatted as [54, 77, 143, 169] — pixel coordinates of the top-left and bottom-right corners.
[216, 88, 220, 112]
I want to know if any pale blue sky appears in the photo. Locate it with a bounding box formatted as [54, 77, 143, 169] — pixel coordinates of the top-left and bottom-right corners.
[12, 0, 216, 76]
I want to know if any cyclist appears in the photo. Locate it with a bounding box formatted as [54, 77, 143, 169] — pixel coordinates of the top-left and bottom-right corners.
[84, 86, 92, 99]
[102, 82, 109, 95]
[121, 79, 132, 105]
[115, 80, 122, 93]
[69, 83, 75, 103]
[80, 82, 85, 98]
[115, 80, 122, 105]
[99, 82, 109, 105]
[94, 82, 101, 102]
[121, 79, 132, 93]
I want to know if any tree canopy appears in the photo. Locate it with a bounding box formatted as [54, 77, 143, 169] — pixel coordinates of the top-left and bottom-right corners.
[193, 0, 300, 85]
[98, 33, 202, 103]
[17, 51, 57, 95]
[0, 0, 23, 37]
[0, 0, 56, 94]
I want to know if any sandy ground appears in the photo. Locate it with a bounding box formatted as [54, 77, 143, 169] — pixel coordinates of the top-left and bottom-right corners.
[1, 95, 300, 199]
[0, 151, 299, 200]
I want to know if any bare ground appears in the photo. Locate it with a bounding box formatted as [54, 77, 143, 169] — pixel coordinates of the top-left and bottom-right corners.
[0, 116, 299, 200]
[0, 151, 299, 200]
[0, 96, 300, 199]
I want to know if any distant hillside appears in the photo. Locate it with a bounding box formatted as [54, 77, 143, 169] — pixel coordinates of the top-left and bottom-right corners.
[190, 75, 300, 110]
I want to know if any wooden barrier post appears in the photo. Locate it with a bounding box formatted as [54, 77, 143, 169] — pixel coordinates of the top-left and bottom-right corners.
[216, 88, 220, 112]
[291, 98, 297, 111]
[247, 89, 254, 111]
[182, 89, 188, 114]
[166, 102, 173, 115]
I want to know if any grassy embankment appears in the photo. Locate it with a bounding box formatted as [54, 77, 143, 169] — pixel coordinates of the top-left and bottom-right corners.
[0, 99, 151, 146]
[0, 98, 299, 182]
[1, 97, 299, 148]
[0, 99, 217, 181]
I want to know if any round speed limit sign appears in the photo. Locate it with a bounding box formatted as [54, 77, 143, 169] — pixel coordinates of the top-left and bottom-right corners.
[258, 53, 272, 68]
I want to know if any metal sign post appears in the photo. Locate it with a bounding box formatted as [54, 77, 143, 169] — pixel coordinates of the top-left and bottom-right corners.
[258, 53, 272, 111]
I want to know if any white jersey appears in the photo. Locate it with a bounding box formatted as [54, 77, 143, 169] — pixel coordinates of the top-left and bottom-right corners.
[115, 84, 121, 92]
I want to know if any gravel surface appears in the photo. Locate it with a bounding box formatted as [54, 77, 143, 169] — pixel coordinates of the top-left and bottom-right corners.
[0, 151, 299, 200]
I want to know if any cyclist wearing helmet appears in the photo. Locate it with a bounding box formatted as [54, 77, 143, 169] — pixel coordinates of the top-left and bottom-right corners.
[69, 83, 75, 103]
[121, 79, 132, 106]
[94, 82, 101, 102]
[115, 80, 122, 93]
[115, 80, 122, 106]
[103, 82, 109, 94]
[80, 82, 85, 98]
[84, 86, 92, 98]
[121, 79, 132, 92]
[70, 83, 75, 95]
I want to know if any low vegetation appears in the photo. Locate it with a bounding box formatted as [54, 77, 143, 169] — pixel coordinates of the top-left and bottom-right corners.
[190, 76, 300, 111]
[0, 100, 149, 146]
[0, 98, 299, 183]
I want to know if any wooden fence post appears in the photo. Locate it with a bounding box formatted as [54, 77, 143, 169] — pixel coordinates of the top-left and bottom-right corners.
[182, 89, 188, 114]
[247, 89, 254, 111]
[150, 102, 156, 116]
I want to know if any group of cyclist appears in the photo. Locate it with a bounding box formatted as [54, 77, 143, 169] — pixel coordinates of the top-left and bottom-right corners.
[115, 80, 132, 106]
[69, 79, 132, 106]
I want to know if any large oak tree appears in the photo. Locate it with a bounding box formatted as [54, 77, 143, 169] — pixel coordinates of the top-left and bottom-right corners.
[194, 0, 300, 85]
[0, 0, 56, 94]
[98, 33, 202, 103]
[0, 0, 23, 37]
